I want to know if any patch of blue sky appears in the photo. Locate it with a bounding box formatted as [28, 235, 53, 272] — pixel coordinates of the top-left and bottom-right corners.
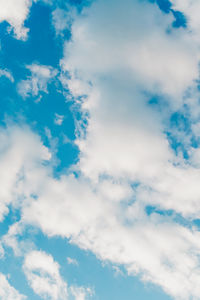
[148, 94, 193, 159]
[148, 0, 187, 28]
[69, 0, 94, 11]
[0, 207, 20, 237]
[0, 4, 61, 68]
[166, 111, 192, 159]
[148, 94, 195, 160]
[146, 205, 200, 231]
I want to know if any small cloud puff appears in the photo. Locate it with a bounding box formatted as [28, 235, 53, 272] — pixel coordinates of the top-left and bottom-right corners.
[17, 64, 57, 99]
[67, 257, 79, 266]
[54, 113, 64, 126]
[70, 286, 94, 300]
[0, 68, 14, 82]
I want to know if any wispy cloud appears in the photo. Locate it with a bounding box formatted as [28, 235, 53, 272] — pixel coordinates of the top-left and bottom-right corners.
[67, 257, 78, 266]
[23, 250, 68, 300]
[54, 113, 64, 126]
[0, 69, 14, 82]
[18, 64, 57, 99]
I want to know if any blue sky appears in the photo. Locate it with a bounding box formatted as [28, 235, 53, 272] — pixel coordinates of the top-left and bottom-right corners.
[1, 0, 200, 299]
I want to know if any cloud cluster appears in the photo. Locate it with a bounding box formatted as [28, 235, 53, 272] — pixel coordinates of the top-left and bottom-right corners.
[61, 0, 200, 217]
[2, 0, 200, 299]
[47, 0, 200, 298]
[20, 169, 200, 299]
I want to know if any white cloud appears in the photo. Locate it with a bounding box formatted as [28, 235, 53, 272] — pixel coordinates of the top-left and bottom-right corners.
[23, 250, 68, 300]
[2, 0, 200, 299]
[23, 249, 92, 300]
[0, 273, 26, 300]
[70, 286, 93, 300]
[0, 69, 14, 82]
[0, 0, 36, 40]
[2, 222, 36, 257]
[60, 0, 200, 187]
[62, 0, 200, 100]
[18, 64, 57, 99]
[37, 0, 200, 298]
[1, 122, 200, 299]
[54, 113, 64, 126]
[0, 243, 4, 258]
[52, 7, 76, 36]
[2, 222, 24, 256]
[20, 170, 200, 300]
[0, 124, 51, 222]
[59, 0, 200, 218]
[67, 257, 78, 266]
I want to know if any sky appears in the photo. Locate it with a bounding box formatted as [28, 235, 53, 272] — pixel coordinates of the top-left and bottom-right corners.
[1, 0, 200, 299]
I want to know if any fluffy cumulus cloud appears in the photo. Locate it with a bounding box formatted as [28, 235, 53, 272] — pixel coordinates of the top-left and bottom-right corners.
[0, 0, 36, 40]
[20, 170, 200, 299]
[62, 0, 200, 100]
[0, 124, 51, 222]
[0, 273, 26, 300]
[23, 250, 92, 300]
[24, 250, 68, 300]
[36, 0, 200, 298]
[61, 0, 200, 217]
[3, 0, 200, 300]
